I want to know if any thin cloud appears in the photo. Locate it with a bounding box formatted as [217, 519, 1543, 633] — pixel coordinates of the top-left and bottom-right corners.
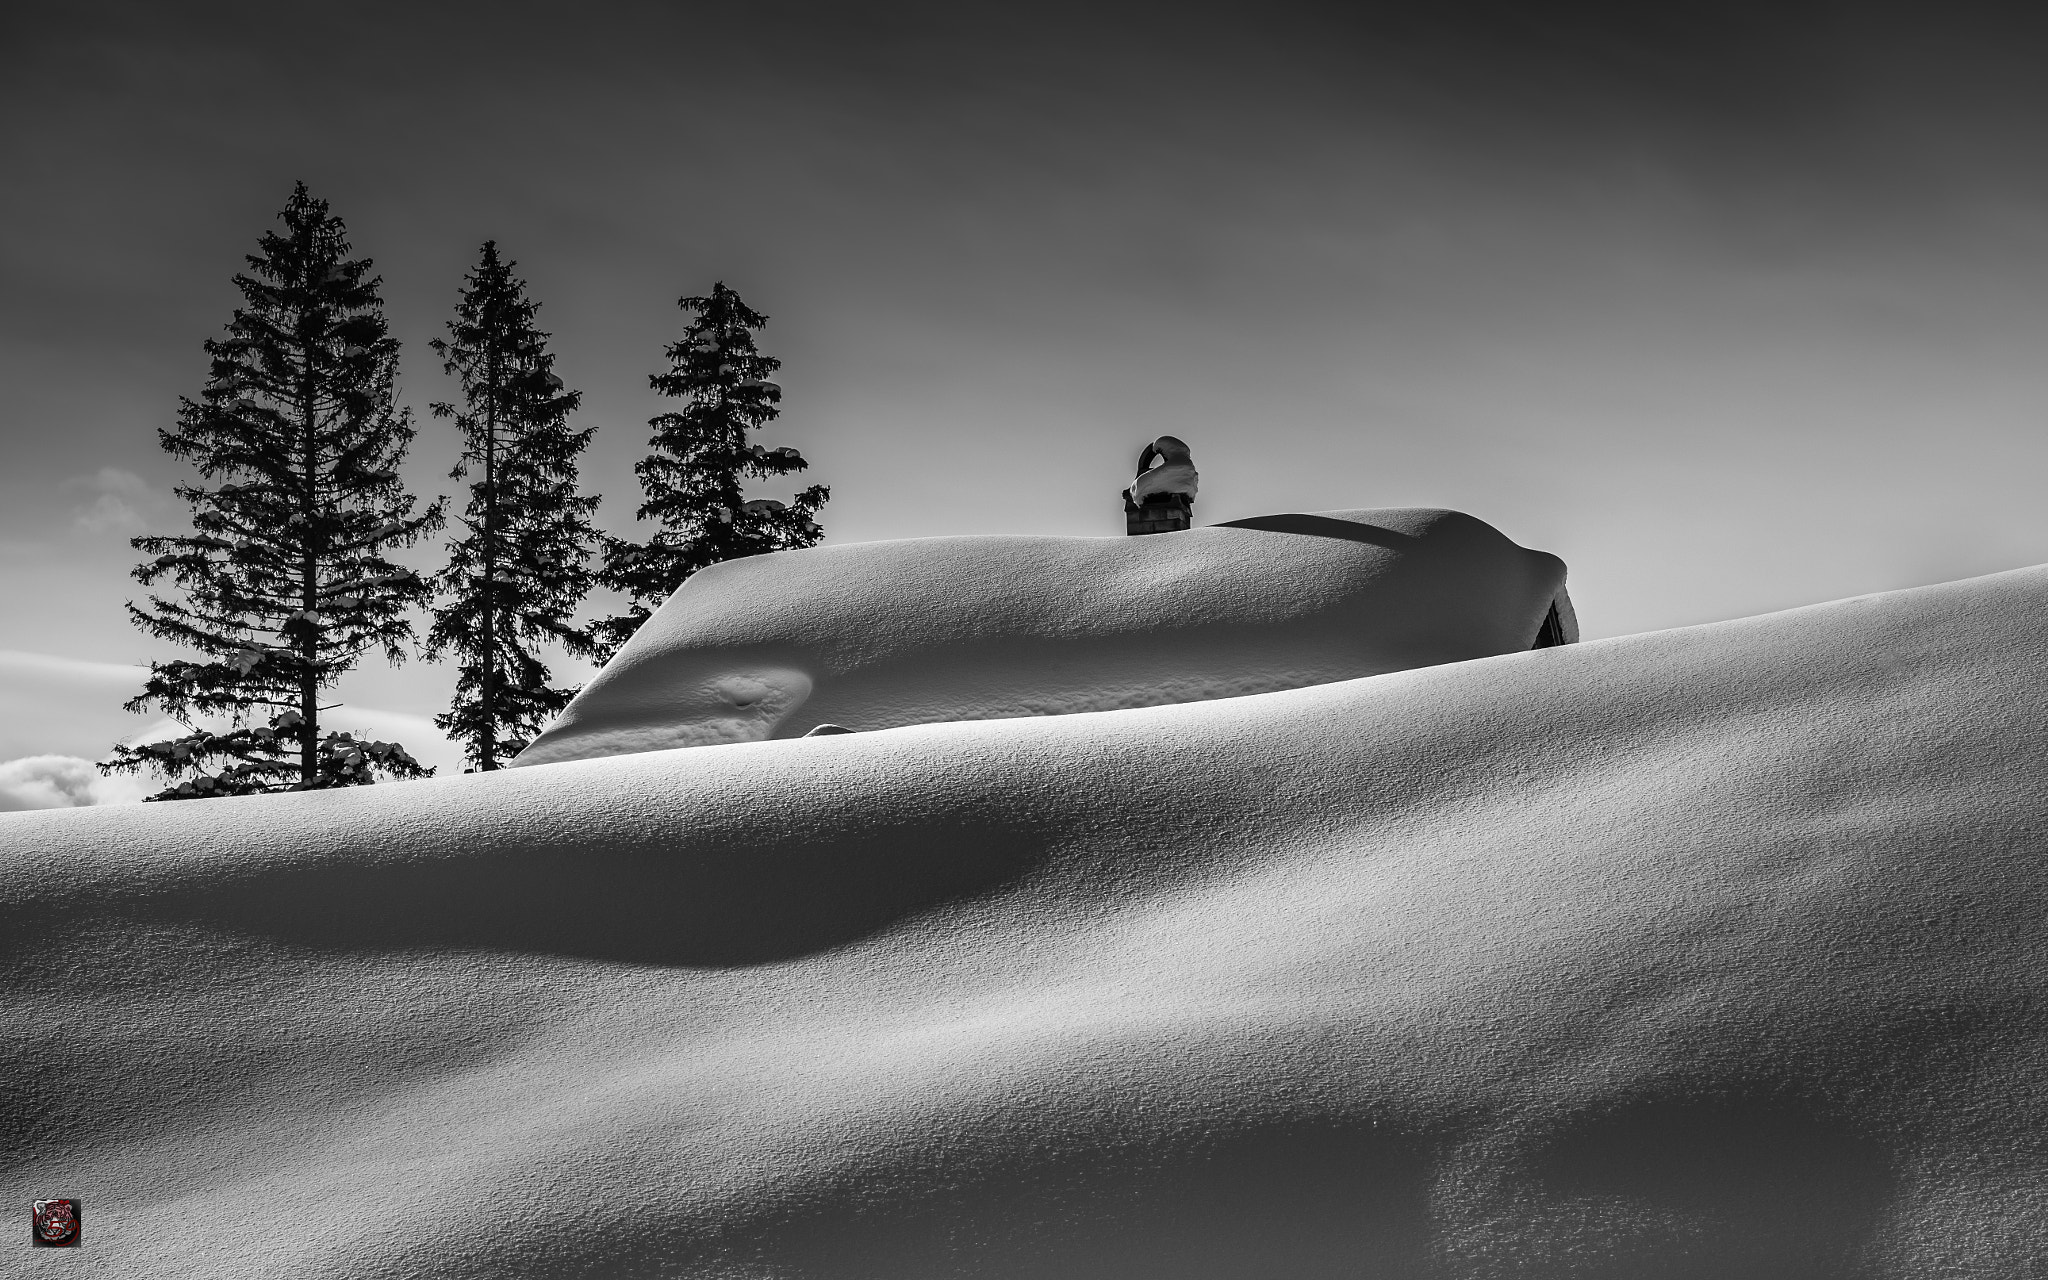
[0, 648, 150, 684]
[0, 754, 150, 810]
[0, 649, 156, 762]
[65, 466, 171, 535]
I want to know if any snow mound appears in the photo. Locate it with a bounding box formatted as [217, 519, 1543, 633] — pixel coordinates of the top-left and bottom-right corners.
[516, 507, 1573, 765]
[4, 563, 2046, 1277]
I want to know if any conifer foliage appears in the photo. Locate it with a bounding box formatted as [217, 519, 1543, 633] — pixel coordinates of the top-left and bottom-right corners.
[590, 282, 826, 661]
[426, 242, 600, 770]
[103, 183, 444, 800]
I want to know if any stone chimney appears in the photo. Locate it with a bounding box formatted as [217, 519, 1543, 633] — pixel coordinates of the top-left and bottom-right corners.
[1125, 491, 1192, 535]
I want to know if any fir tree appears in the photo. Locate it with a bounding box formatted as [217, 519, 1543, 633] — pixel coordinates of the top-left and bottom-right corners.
[590, 282, 826, 661]
[426, 242, 600, 770]
[102, 183, 445, 801]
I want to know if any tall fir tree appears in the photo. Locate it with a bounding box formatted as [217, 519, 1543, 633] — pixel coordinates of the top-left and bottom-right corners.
[426, 242, 600, 770]
[590, 282, 826, 661]
[102, 183, 445, 801]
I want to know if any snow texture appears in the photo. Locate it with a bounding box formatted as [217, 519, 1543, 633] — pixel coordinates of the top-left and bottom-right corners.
[516, 507, 1572, 765]
[2, 553, 2046, 1276]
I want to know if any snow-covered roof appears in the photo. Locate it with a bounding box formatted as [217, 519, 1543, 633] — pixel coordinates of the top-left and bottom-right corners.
[515, 506, 1571, 765]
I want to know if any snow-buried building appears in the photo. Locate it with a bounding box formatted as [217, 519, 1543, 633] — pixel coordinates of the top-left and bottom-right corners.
[517, 507, 1575, 765]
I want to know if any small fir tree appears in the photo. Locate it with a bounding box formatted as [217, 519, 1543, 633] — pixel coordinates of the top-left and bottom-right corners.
[102, 183, 445, 800]
[426, 242, 600, 770]
[589, 282, 827, 661]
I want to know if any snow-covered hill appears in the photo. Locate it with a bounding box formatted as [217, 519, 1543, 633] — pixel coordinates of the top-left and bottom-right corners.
[516, 507, 1573, 765]
[2, 532, 2044, 1277]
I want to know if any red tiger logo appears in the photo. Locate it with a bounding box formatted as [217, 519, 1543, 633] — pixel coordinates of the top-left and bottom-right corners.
[33, 1199, 79, 1246]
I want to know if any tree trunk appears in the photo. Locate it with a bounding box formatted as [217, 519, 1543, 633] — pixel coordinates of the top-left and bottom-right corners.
[478, 319, 500, 770]
[299, 314, 320, 787]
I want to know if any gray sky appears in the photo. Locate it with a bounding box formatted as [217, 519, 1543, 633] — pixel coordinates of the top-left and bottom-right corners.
[4, 0, 2047, 762]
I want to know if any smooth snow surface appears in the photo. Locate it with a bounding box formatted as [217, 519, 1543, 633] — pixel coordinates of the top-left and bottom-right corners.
[517, 507, 1571, 765]
[3, 563, 2046, 1276]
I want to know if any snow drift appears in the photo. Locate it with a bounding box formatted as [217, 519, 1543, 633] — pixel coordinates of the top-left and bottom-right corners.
[515, 507, 1574, 765]
[3, 554, 2046, 1278]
